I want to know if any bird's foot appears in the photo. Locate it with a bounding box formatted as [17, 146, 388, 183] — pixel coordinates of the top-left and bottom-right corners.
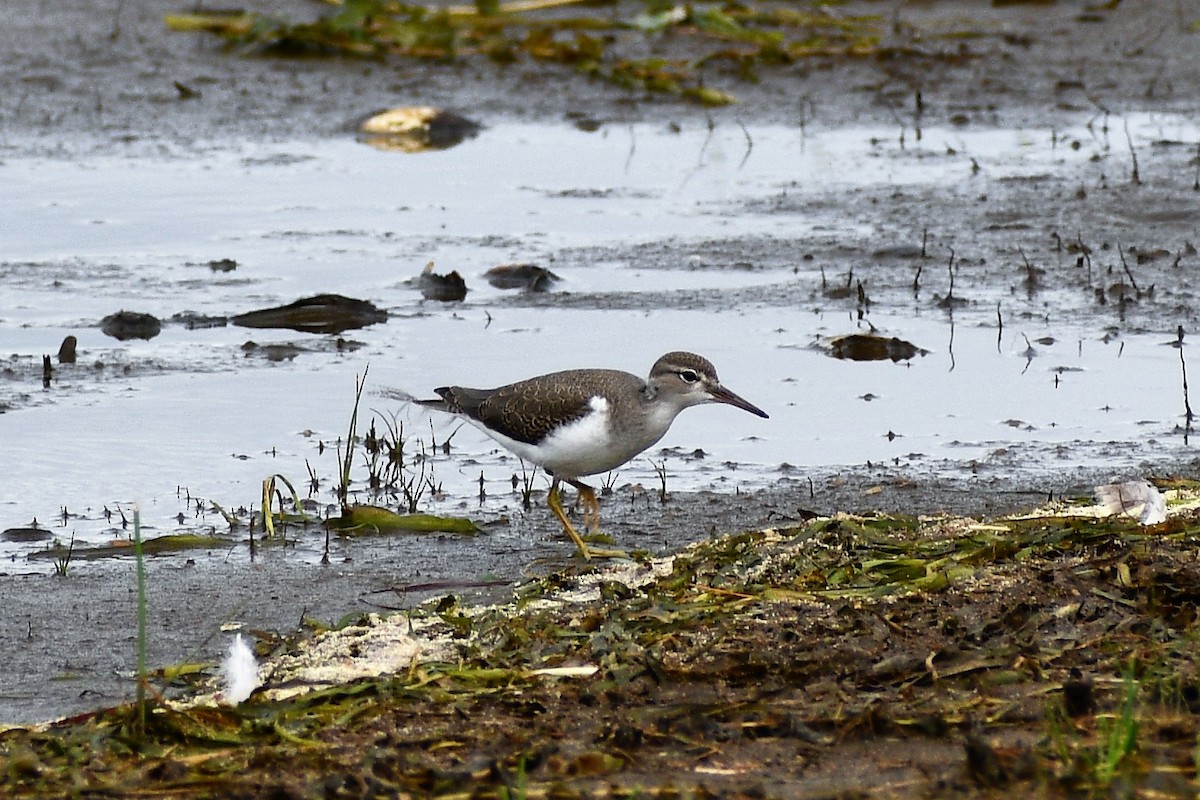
[549, 482, 625, 559]
[570, 481, 603, 533]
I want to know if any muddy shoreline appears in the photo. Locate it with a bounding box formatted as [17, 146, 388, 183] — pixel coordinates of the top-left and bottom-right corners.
[4, 457, 1197, 726]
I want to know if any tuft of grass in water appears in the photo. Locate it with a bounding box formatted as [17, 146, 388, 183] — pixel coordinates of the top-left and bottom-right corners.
[329, 368, 469, 536]
[133, 508, 148, 739]
[260, 472, 310, 539]
[337, 367, 370, 511]
[652, 458, 668, 502]
[398, 437, 437, 513]
[600, 470, 618, 497]
[517, 460, 537, 511]
[52, 532, 75, 576]
[336, 366, 441, 512]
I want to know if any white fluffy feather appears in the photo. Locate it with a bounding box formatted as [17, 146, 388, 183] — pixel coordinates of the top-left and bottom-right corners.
[1095, 480, 1166, 525]
[220, 633, 260, 705]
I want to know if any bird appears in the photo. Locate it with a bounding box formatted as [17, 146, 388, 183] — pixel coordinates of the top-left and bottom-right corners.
[418, 351, 768, 559]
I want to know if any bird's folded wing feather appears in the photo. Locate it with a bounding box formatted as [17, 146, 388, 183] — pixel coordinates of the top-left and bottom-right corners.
[478, 383, 597, 445]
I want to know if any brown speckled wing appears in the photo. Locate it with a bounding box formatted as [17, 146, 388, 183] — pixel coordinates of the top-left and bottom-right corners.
[478, 374, 600, 445]
[443, 369, 642, 446]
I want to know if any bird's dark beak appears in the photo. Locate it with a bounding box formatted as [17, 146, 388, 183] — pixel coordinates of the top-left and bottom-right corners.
[711, 386, 769, 419]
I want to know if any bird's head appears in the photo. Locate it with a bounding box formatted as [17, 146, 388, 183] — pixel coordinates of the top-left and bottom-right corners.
[648, 352, 769, 418]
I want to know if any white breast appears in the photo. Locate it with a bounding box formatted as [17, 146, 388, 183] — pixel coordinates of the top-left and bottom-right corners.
[465, 394, 683, 479]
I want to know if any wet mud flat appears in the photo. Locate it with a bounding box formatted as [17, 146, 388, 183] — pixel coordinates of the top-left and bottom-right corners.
[6, 485, 1200, 799]
[3, 0, 1200, 797]
[0, 462, 1097, 728]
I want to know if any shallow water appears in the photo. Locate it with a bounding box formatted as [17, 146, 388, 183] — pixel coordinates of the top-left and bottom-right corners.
[2, 116, 1197, 569]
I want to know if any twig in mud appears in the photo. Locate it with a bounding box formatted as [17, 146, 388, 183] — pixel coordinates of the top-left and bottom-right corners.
[680, 115, 715, 188]
[737, 119, 753, 169]
[1179, 326, 1194, 441]
[856, 280, 870, 317]
[936, 248, 961, 311]
[110, 0, 125, 40]
[1076, 233, 1093, 286]
[1085, 106, 1111, 147]
[1123, 118, 1141, 185]
[653, 459, 669, 503]
[305, 459, 320, 495]
[1145, 60, 1167, 100]
[1019, 334, 1035, 376]
[624, 123, 637, 173]
[1193, 142, 1199, 191]
[1018, 246, 1040, 294]
[1116, 243, 1141, 293]
[698, 113, 715, 162]
[946, 316, 956, 373]
[796, 96, 814, 136]
[884, 100, 908, 149]
[996, 302, 1003, 354]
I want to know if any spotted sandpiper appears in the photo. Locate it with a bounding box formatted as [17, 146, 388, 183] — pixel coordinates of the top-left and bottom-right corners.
[418, 351, 769, 559]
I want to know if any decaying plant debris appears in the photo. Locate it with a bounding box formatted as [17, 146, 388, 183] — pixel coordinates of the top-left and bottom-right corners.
[6, 482, 1200, 798]
[165, 0, 906, 106]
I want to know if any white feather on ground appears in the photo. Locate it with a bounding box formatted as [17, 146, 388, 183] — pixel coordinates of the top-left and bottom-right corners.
[1094, 480, 1167, 525]
[219, 633, 260, 705]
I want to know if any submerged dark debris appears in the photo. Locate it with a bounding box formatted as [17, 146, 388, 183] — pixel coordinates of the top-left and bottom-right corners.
[231, 293, 388, 334]
[6, 496, 1200, 798]
[100, 310, 163, 341]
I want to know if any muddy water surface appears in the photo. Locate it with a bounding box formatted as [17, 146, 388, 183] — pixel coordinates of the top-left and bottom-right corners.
[3, 116, 1199, 570]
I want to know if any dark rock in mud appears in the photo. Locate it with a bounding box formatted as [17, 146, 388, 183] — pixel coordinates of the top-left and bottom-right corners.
[56, 335, 77, 364]
[100, 311, 163, 341]
[231, 294, 387, 334]
[825, 334, 929, 362]
[1061, 670, 1096, 717]
[417, 264, 468, 302]
[2, 525, 51, 542]
[241, 341, 305, 361]
[485, 263, 561, 292]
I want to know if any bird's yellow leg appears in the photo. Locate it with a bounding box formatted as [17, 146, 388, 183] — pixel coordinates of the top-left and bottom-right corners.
[548, 479, 592, 560]
[569, 479, 602, 532]
[547, 479, 624, 559]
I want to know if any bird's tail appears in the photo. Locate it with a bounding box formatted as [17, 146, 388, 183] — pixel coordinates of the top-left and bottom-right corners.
[415, 387, 457, 412]
[375, 386, 448, 407]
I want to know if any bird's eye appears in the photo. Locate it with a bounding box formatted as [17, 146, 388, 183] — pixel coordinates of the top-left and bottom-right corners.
[679, 369, 700, 383]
